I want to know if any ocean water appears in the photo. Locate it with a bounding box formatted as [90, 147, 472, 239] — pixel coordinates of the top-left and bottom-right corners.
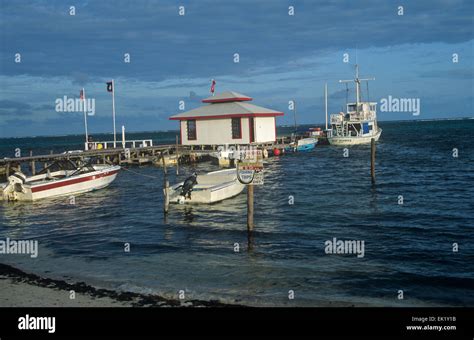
[1, 120, 473, 306]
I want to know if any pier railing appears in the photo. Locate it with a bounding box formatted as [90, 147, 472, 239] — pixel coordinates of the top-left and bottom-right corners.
[85, 139, 153, 150]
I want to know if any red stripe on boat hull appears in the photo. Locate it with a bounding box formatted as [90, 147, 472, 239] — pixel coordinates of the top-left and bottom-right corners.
[31, 170, 119, 193]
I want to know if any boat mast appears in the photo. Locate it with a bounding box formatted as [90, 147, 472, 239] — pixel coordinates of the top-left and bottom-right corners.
[324, 83, 328, 130]
[339, 65, 374, 114]
[355, 65, 360, 112]
[293, 100, 297, 135]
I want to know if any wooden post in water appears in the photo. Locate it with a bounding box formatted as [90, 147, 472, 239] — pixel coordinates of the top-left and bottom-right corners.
[5, 162, 10, 177]
[162, 152, 169, 214]
[29, 150, 36, 175]
[176, 135, 179, 175]
[164, 179, 170, 214]
[370, 138, 376, 184]
[247, 184, 255, 250]
[247, 184, 254, 231]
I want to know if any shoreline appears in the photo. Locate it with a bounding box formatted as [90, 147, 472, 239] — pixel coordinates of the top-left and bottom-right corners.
[0, 263, 240, 308]
[0, 263, 459, 308]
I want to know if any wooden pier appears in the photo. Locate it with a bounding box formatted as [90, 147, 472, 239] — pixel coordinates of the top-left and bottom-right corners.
[0, 137, 295, 179]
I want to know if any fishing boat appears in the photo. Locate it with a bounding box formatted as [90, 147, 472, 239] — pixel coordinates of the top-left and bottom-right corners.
[1, 160, 120, 201]
[327, 65, 382, 146]
[168, 168, 245, 204]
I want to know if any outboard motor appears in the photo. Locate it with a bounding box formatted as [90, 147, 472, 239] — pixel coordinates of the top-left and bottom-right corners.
[3, 172, 27, 201]
[179, 172, 198, 200]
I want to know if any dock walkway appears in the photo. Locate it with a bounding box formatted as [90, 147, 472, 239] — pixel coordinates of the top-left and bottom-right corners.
[0, 137, 292, 177]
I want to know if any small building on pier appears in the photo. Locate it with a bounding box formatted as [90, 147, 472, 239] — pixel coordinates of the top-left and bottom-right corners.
[169, 91, 284, 145]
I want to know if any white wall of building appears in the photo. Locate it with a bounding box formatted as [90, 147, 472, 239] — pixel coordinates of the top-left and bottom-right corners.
[180, 117, 250, 145]
[254, 117, 276, 143]
[179, 116, 276, 145]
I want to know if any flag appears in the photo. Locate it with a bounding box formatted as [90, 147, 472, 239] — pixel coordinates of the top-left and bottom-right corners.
[210, 79, 216, 94]
[80, 89, 85, 100]
[106, 81, 113, 92]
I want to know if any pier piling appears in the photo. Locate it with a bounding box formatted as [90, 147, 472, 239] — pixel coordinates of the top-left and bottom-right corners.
[176, 135, 179, 175]
[247, 184, 255, 250]
[29, 150, 36, 175]
[162, 152, 169, 214]
[371, 138, 376, 184]
[247, 185, 254, 230]
[164, 180, 170, 214]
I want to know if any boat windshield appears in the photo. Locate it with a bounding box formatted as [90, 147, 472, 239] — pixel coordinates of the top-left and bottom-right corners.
[37, 160, 79, 174]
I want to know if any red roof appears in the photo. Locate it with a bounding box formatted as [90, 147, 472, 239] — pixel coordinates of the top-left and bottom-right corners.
[170, 91, 284, 121]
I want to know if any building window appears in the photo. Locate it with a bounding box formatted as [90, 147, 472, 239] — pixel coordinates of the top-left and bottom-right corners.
[231, 117, 241, 139]
[187, 120, 197, 140]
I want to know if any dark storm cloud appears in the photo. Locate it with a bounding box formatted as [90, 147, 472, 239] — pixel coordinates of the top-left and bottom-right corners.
[0, 100, 34, 116]
[0, 0, 472, 81]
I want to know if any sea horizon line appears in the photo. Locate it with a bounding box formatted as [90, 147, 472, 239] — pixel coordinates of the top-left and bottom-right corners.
[1, 116, 472, 139]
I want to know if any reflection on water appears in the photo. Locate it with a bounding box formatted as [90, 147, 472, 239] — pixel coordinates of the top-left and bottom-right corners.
[1, 120, 474, 306]
[182, 207, 196, 223]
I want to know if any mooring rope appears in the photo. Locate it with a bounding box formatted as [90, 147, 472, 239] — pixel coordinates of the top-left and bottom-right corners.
[104, 159, 163, 179]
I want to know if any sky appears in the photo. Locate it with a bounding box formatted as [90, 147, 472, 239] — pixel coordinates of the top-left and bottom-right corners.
[0, 0, 473, 137]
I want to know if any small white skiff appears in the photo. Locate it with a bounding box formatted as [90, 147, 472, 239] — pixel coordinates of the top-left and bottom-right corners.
[1, 160, 120, 201]
[169, 168, 245, 204]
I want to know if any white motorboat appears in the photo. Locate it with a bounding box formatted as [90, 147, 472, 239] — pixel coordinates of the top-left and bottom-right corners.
[285, 137, 318, 152]
[168, 168, 245, 204]
[1, 160, 120, 201]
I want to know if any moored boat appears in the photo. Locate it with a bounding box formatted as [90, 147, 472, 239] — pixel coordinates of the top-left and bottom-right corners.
[168, 168, 245, 204]
[285, 137, 318, 152]
[1, 160, 120, 201]
[327, 65, 382, 146]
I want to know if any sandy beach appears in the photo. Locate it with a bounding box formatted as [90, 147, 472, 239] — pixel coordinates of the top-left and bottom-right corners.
[1, 262, 444, 308]
[0, 276, 131, 307]
[0, 263, 236, 308]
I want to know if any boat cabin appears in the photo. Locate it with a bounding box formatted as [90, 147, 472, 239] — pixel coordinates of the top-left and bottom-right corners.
[330, 101, 378, 138]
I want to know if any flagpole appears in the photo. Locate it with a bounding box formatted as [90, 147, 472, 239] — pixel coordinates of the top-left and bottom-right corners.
[112, 79, 117, 148]
[83, 88, 89, 151]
